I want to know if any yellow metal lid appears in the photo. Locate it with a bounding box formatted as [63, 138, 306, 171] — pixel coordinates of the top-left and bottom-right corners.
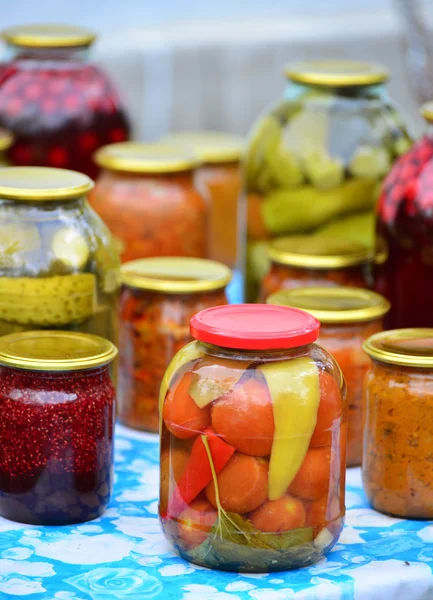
[421, 102, 433, 123]
[268, 236, 373, 269]
[268, 286, 390, 324]
[0, 129, 13, 152]
[0, 331, 117, 371]
[94, 142, 200, 174]
[161, 131, 243, 164]
[2, 24, 96, 48]
[285, 60, 389, 87]
[0, 167, 93, 201]
[121, 257, 232, 294]
[363, 328, 433, 368]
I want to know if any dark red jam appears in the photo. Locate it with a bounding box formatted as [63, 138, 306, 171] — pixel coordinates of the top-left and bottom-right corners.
[0, 365, 115, 525]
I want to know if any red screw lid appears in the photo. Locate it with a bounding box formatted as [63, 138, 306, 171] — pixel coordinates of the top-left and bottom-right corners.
[190, 304, 320, 350]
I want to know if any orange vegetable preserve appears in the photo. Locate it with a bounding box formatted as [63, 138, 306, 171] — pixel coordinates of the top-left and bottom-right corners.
[118, 258, 230, 432]
[363, 329, 433, 519]
[159, 304, 347, 572]
[89, 143, 207, 263]
[268, 287, 390, 467]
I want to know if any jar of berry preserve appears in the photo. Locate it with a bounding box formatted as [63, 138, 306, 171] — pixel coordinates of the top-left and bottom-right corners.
[243, 60, 413, 301]
[260, 237, 374, 301]
[159, 304, 347, 572]
[268, 287, 390, 467]
[0, 24, 130, 178]
[90, 142, 208, 263]
[363, 328, 433, 518]
[0, 167, 120, 342]
[0, 128, 13, 166]
[0, 330, 117, 525]
[118, 257, 231, 433]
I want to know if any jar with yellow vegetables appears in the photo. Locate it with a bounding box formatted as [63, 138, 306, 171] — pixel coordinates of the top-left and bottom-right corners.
[0, 167, 120, 341]
[244, 60, 412, 301]
[0, 129, 13, 166]
[159, 304, 347, 572]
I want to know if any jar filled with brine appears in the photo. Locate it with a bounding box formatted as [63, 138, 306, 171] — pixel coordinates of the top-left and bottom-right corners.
[90, 142, 208, 263]
[118, 257, 231, 432]
[0, 128, 13, 166]
[0, 167, 120, 342]
[243, 60, 412, 301]
[159, 304, 346, 572]
[0, 24, 130, 178]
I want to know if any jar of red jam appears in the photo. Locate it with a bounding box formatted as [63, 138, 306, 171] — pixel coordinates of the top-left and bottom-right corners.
[89, 142, 208, 263]
[118, 257, 231, 432]
[268, 286, 390, 467]
[260, 237, 374, 301]
[0, 330, 117, 525]
[159, 304, 347, 572]
[0, 24, 130, 178]
[0, 128, 13, 166]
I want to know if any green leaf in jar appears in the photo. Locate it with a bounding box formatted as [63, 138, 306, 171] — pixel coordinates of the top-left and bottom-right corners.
[188, 359, 249, 408]
[51, 227, 90, 270]
[0, 223, 41, 268]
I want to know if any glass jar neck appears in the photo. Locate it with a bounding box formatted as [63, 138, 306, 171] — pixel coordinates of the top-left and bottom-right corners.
[6, 45, 90, 64]
[285, 80, 387, 102]
[199, 341, 314, 362]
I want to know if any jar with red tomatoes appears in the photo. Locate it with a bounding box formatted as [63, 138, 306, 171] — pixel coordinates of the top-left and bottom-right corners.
[0, 24, 130, 178]
[159, 304, 347, 572]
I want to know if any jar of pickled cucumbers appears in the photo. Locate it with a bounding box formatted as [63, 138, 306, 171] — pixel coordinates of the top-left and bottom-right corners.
[268, 287, 390, 467]
[118, 257, 231, 432]
[159, 304, 346, 572]
[260, 237, 374, 301]
[244, 60, 413, 301]
[0, 167, 120, 342]
[0, 24, 130, 178]
[90, 142, 208, 263]
[0, 129, 13, 166]
[363, 329, 433, 518]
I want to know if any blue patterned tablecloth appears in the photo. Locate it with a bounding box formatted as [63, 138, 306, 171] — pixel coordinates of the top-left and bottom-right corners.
[1, 425, 433, 600]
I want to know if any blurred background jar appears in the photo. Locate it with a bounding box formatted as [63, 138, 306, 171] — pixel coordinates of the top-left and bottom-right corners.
[118, 257, 231, 433]
[0, 128, 13, 166]
[268, 286, 390, 467]
[90, 142, 208, 263]
[363, 328, 433, 519]
[260, 237, 374, 301]
[243, 60, 413, 301]
[0, 167, 120, 342]
[0, 24, 130, 178]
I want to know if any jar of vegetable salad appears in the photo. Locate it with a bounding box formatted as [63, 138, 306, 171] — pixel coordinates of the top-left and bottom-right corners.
[260, 237, 374, 301]
[159, 304, 346, 572]
[0, 330, 117, 525]
[90, 142, 208, 263]
[268, 287, 390, 467]
[0, 129, 13, 166]
[118, 257, 231, 433]
[363, 328, 433, 519]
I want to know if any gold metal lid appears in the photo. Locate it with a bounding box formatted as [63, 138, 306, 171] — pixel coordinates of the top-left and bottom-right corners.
[2, 24, 96, 48]
[0, 129, 13, 152]
[268, 286, 390, 324]
[0, 331, 117, 371]
[0, 167, 93, 201]
[421, 102, 433, 123]
[363, 329, 433, 368]
[285, 60, 389, 87]
[161, 131, 243, 164]
[268, 236, 373, 269]
[121, 257, 232, 294]
[94, 142, 200, 174]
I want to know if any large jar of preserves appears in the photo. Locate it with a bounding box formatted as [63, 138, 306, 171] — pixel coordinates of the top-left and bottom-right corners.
[244, 60, 412, 301]
[268, 287, 390, 467]
[363, 328, 433, 519]
[0, 129, 13, 166]
[0, 24, 130, 178]
[0, 330, 117, 525]
[0, 167, 120, 342]
[118, 257, 231, 433]
[90, 142, 207, 263]
[159, 304, 346, 572]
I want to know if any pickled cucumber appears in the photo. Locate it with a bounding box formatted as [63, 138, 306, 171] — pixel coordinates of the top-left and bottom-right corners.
[303, 150, 344, 190]
[349, 146, 390, 179]
[247, 241, 271, 283]
[51, 228, 90, 270]
[314, 211, 375, 248]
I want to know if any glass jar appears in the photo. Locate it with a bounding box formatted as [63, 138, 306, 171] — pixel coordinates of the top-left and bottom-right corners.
[268, 287, 390, 467]
[0, 24, 130, 179]
[118, 257, 231, 432]
[0, 167, 120, 342]
[363, 328, 433, 519]
[376, 103, 433, 329]
[260, 237, 374, 301]
[0, 330, 117, 525]
[159, 304, 346, 573]
[90, 142, 208, 263]
[243, 60, 413, 301]
[0, 128, 13, 166]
